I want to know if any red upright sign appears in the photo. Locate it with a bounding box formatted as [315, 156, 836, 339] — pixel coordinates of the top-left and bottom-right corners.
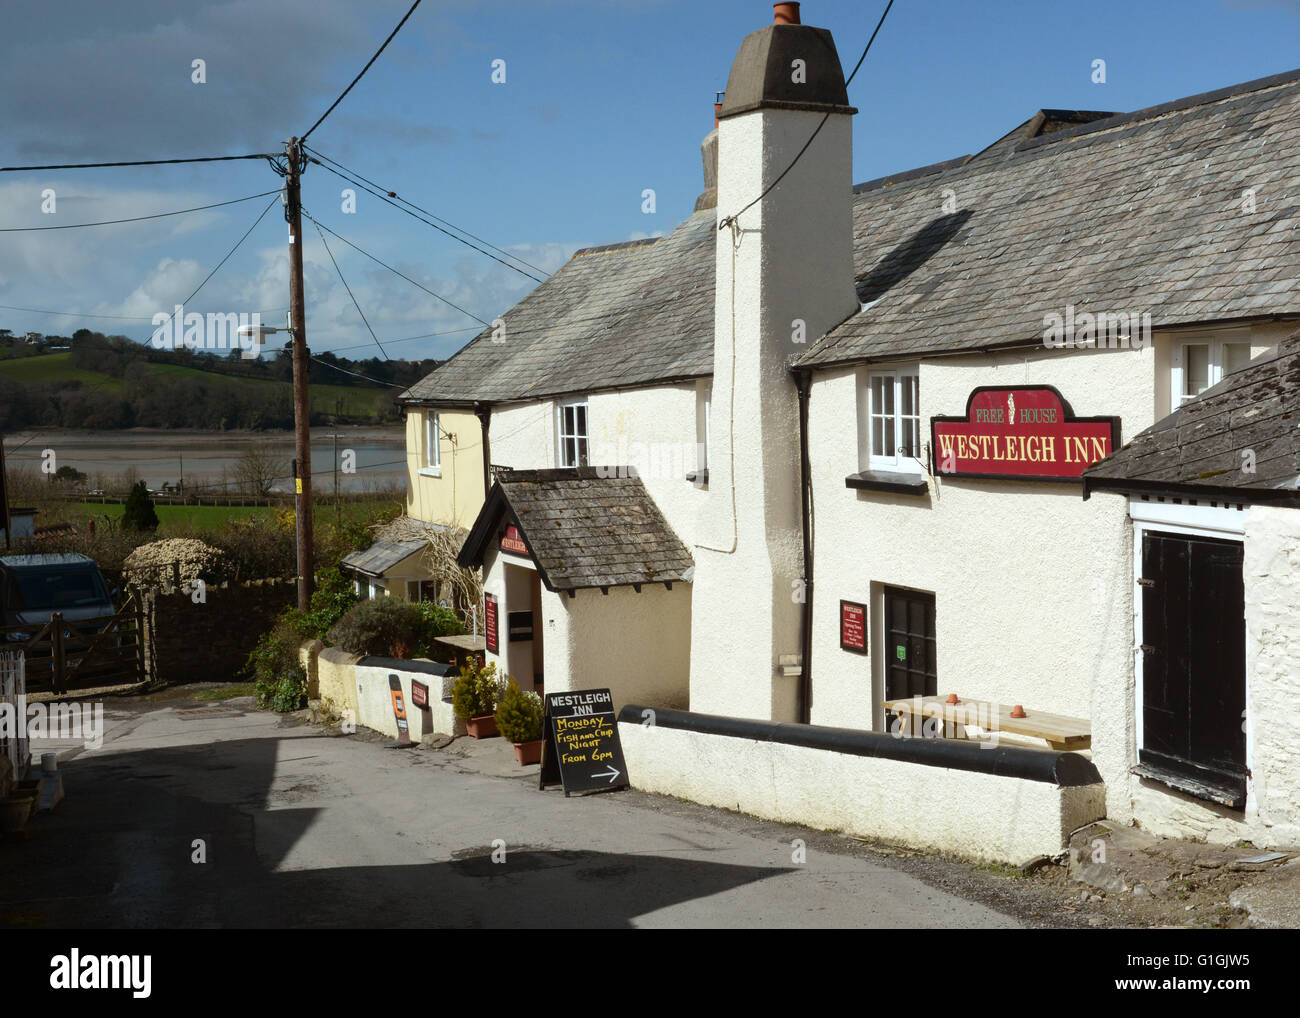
[840, 600, 867, 654]
[484, 593, 499, 655]
[500, 524, 529, 557]
[930, 386, 1119, 482]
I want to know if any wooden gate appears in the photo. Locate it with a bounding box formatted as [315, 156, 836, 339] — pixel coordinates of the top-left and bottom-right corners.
[0, 590, 147, 694]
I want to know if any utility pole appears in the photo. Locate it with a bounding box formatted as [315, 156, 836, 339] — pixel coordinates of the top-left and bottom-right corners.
[285, 137, 315, 610]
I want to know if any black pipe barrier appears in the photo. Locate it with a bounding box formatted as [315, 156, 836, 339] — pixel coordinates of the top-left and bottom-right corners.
[357, 657, 456, 677]
[617, 705, 1102, 787]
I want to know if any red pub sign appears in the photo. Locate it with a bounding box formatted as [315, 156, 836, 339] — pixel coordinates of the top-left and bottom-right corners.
[930, 386, 1120, 482]
[500, 524, 529, 556]
[484, 593, 499, 654]
[840, 600, 867, 654]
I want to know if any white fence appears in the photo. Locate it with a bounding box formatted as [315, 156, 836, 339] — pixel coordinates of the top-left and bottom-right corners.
[0, 651, 29, 779]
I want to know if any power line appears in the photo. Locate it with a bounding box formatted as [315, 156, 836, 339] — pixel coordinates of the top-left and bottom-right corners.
[302, 212, 490, 327]
[0, 153, 276, 173]
[0, 303, 288, 323]
[326, 326, 478, 353]
[174, 196, 281, 313]
[310, 354, 403, 387]
[310, 217, 389, 360]
[300, 0, 425, 142]
[717, 0, 895, 231]
[305, 146, 549, 281]
[0, 190, 281, 232]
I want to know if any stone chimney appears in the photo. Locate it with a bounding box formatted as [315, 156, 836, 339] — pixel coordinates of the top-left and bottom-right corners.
[694, 95, 722, 212]
[689, 4, 858, 722]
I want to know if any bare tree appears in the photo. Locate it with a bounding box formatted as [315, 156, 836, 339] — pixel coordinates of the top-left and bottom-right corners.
[233, 444, 286, 498]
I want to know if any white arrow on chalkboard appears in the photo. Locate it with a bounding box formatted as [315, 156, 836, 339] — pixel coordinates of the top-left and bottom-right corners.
[592, 766, 621, 784]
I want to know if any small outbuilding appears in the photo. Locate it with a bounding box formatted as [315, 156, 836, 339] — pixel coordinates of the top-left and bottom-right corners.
[457, 468, 694, 707]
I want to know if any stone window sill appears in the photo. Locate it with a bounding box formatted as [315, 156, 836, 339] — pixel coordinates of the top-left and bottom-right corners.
[845, 469, 927, 495]
[418, 467, 441, 478]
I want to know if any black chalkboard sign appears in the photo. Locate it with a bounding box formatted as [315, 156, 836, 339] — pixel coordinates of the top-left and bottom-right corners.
[538, 688, 629, 796]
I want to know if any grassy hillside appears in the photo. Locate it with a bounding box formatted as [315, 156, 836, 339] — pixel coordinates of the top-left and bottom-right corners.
[0, 353, 386, 417]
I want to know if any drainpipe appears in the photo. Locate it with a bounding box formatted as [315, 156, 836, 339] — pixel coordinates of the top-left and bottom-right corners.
[795, 369, 814, 725]
[474, 403, 492, 494]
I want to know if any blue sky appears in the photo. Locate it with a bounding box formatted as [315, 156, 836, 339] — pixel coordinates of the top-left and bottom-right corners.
[1, 0, 1298, 363]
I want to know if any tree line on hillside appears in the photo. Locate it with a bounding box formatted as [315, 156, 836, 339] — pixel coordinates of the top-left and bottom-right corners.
[0, 329, 440, 431]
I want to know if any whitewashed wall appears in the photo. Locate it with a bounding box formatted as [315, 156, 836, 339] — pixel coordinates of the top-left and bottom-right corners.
[807, 344, 1154, 733]
[620, 722, 1107, 865]
[1106, 504, 1300, 847]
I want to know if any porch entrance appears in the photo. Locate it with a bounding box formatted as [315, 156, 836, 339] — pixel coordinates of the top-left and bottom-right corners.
[503, 562, 544, 694]
[882, 587, 936, 735]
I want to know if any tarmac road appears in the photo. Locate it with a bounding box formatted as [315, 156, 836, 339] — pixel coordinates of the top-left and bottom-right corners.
[0, 694, 1019, 929]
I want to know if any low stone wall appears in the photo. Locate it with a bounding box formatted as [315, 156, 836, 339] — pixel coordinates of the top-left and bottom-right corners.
[147, 579, 297, 686]
[300, 640, 462, 741]
[354, 658, 460, 741]
[618, 711, 1107, 865]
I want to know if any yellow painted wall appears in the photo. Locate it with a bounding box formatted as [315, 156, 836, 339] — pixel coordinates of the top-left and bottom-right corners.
[405, 407, 487, 528]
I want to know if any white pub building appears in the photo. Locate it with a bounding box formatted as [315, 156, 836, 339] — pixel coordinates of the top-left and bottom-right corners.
[400, 4, 1300, 861]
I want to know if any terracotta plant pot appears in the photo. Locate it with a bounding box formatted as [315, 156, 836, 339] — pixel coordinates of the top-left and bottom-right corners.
[465, 714, 498, 739]
[513, 739, 543, 766]
[0, 795, 35, 835]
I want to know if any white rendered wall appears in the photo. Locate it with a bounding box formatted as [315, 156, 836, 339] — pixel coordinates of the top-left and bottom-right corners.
[481, 543, 691, 711]
[1110, 505, 1300, 846]
[808, 344, 1153, 735]
[690, 108, 859, 722]
[620, 722, 1107, 865]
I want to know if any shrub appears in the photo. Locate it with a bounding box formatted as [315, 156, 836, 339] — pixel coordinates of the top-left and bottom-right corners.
[245, 609, 314, 685]
[257, 667, 306, 713]
[415, 600, 465, 659]
[123, 537, 228, 590]
[208, 515, 296, 581]
[452, 657, 504, 720]
[326, 596, 427, 658]
[121, 482, 159, 532]
[494, 678, 542, 743]
[305, 566, 359, 636]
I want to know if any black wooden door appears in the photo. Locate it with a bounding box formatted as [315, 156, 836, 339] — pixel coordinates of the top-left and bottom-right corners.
[1141, 532, 1246, 785]
[884, 587, 937, 701]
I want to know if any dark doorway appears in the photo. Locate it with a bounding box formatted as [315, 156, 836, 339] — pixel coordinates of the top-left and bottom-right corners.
[883, 587, 937, 701]
[1140, 531, 1246, 806]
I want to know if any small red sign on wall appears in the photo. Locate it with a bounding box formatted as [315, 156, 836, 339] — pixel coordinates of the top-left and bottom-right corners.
[500, 524, 529, 556]
[930, 386, 1120, 482]
[484, 593, 499, 655]
[840, 600, 867, 654]
[410, 680, 429, 709]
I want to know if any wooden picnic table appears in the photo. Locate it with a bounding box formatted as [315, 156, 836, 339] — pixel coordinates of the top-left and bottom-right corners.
[434, 634, 487, 671]
[881, 695, 1091, 751]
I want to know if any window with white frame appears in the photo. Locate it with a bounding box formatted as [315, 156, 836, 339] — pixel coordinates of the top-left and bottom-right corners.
[558, 399, 588, 467]
[698, 382, 712, 474]
[423, 411, 441, 472]
[867, 369, 921, 472]
[1172, 338, 1253, 407]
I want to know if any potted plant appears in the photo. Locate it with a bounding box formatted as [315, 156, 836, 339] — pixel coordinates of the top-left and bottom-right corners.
[0, 793, 36, 835]
[495, 678, 544, 765]
[452, 656, 504, 738]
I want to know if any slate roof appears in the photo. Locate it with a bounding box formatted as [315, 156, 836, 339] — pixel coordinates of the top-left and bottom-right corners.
[340, 540, 427, 578]
[798, 68, 1300, 368]
[401, 213, 717, 405]
[1082, 332, 1300, 506]
[457, 468, 694, 592]
[402, 67, 1300, 403]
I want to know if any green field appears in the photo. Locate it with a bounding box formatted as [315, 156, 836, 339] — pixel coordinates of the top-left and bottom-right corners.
[66, 499, 392, 533]
[0, 353, 386, 416]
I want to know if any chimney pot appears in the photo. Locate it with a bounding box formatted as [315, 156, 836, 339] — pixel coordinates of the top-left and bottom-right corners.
[773, 2, 801, 24]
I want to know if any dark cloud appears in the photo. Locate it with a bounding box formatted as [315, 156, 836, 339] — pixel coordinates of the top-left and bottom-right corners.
[0, 0, 413, 160]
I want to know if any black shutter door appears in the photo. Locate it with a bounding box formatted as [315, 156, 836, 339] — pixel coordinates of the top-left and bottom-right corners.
[1141, 531, 1245, 783]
